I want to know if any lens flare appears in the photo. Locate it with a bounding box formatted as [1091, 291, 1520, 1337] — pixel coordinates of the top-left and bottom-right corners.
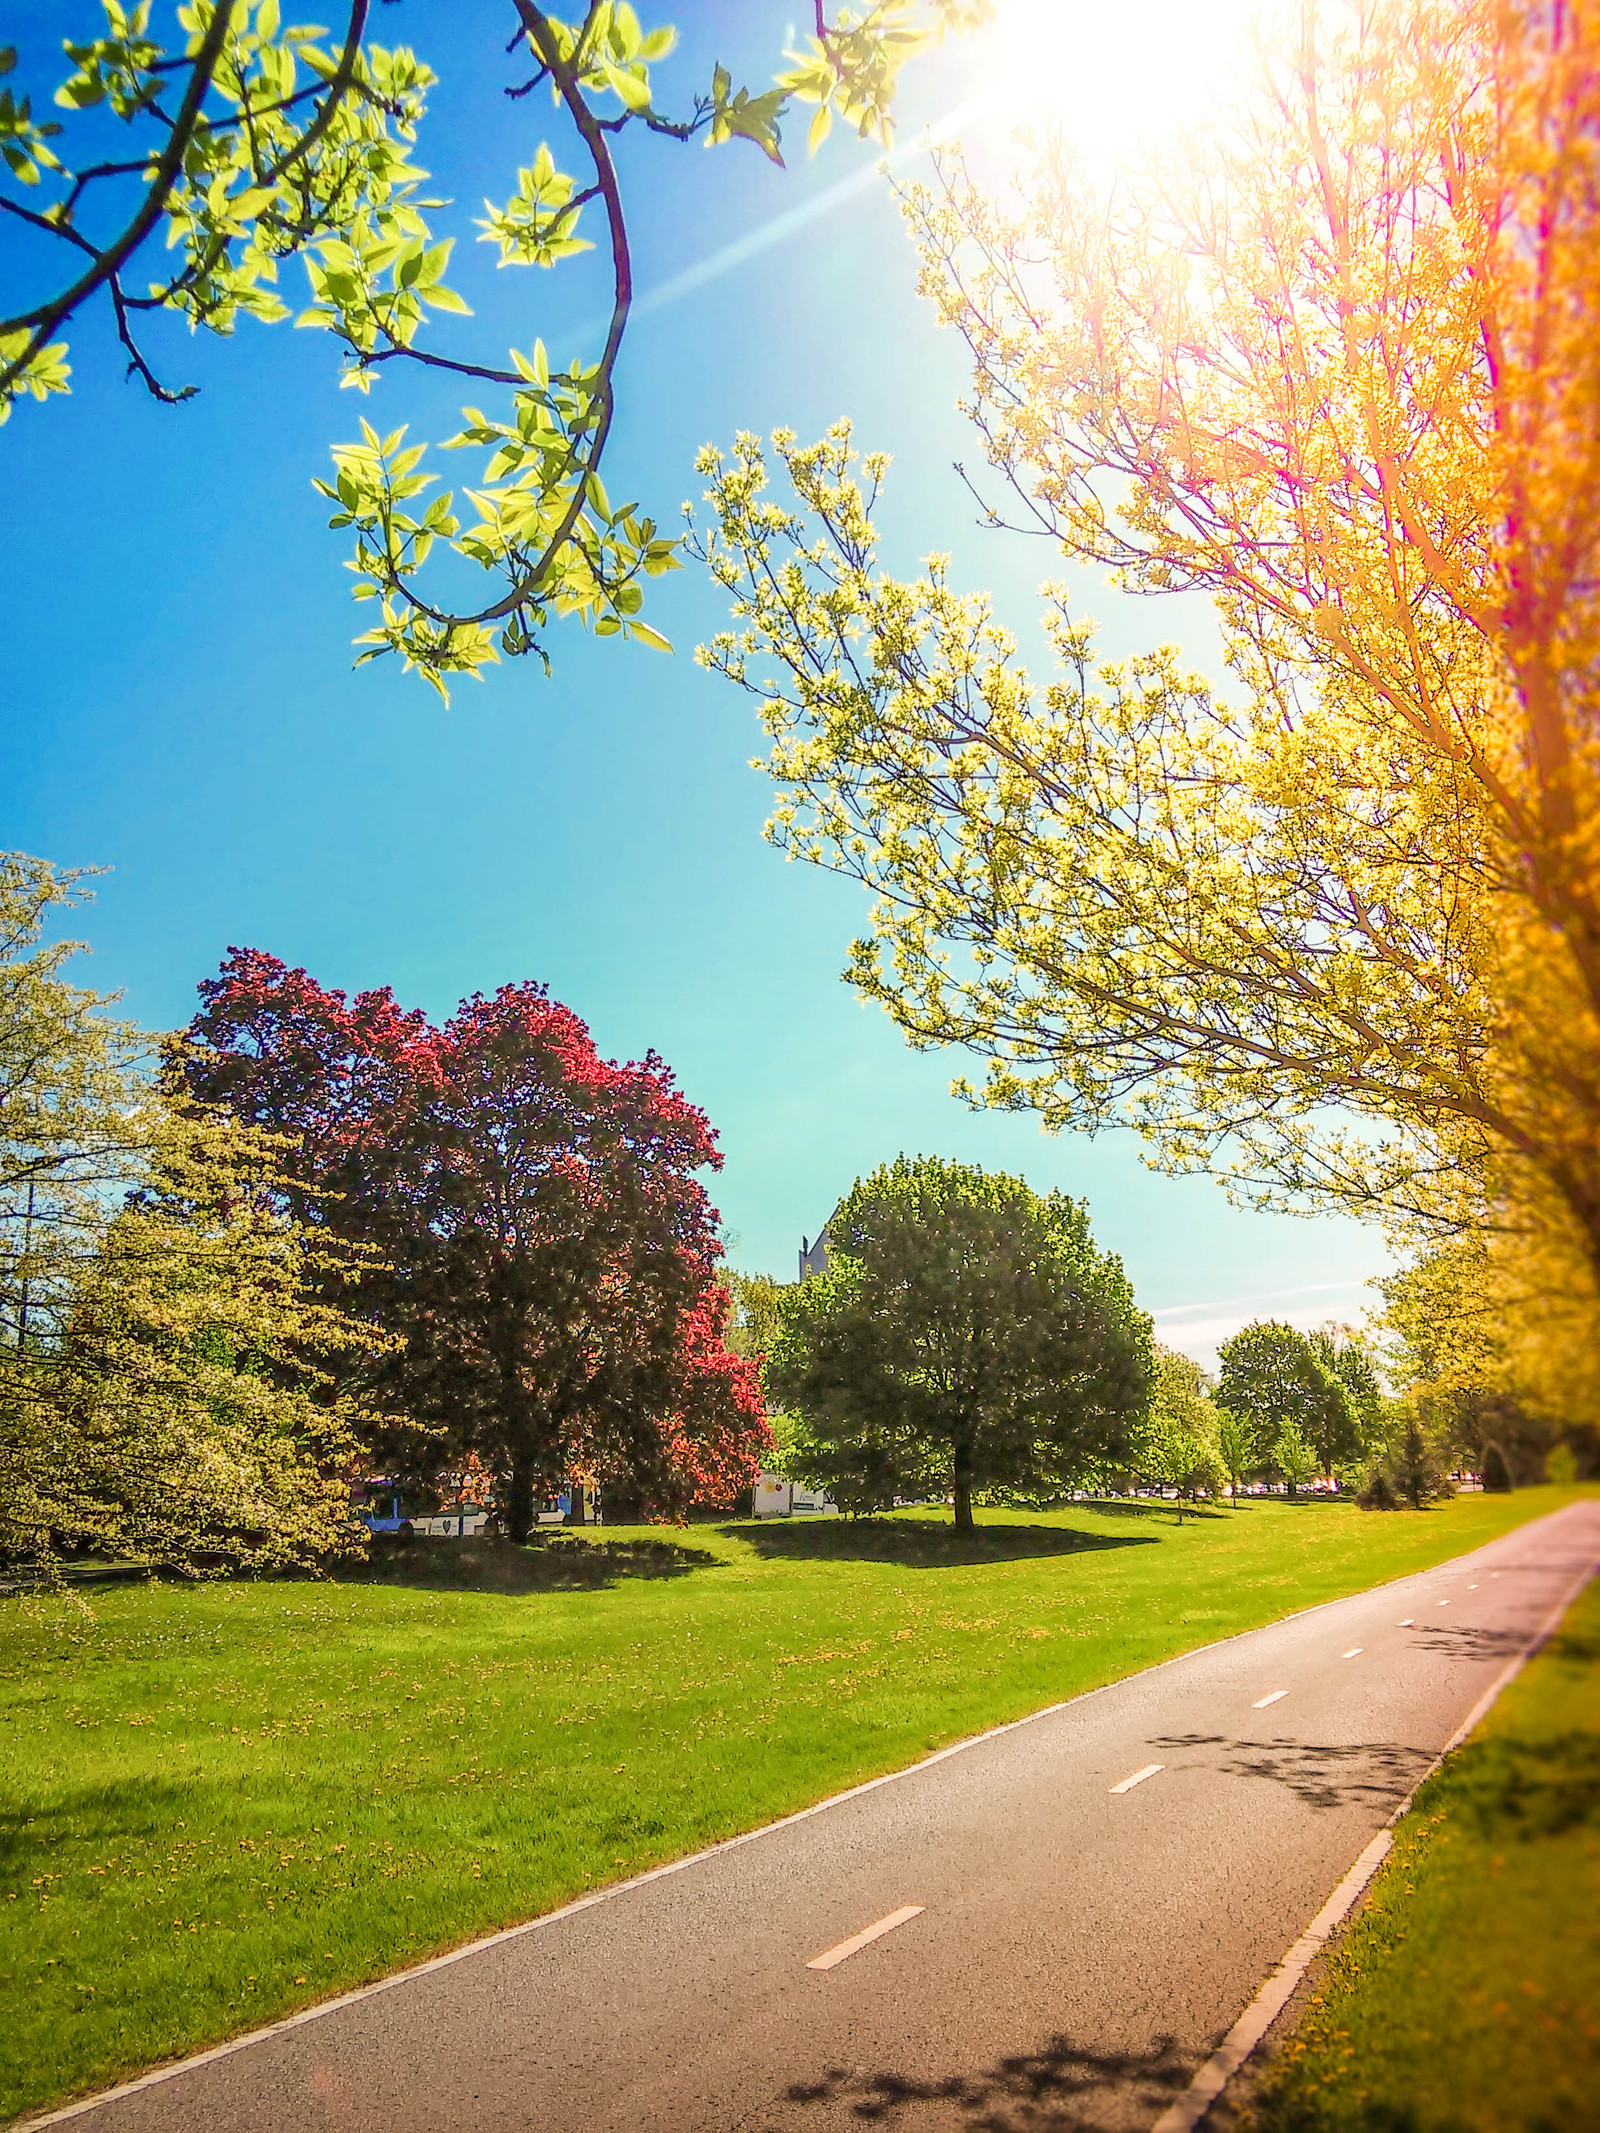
[988, 0, 1263, 164]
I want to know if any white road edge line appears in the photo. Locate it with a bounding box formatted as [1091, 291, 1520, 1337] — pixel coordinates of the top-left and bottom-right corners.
[1149, 1538, 1600, 2133]
[806, 1904, 923, 1971]
[1110, 1762, 1164, 1793]
[1251, 1690, 1288, 1709]
[20, 1511, 1588, 2131]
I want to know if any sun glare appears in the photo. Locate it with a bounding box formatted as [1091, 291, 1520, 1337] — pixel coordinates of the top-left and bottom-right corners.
[989, 0, 1262, 166]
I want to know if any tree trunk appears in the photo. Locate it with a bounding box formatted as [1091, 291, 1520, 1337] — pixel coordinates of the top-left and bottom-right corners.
[606, 1480, 646, 1523]
[567, 1481, 587, 1526]
[506, 1456, 537, 1544]
[952, 1444, 974, 1532]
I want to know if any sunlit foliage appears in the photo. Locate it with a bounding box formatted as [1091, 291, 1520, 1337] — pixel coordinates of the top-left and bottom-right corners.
[0, 2, 988, 690]
[690, 0, 1600, 1391]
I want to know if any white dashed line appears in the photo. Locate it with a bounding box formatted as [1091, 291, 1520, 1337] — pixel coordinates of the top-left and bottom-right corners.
[1251, 1690, 1289, 1709]
[1468, 1583, 1479, 1590]
[806, 1905, 924, 1971]
[1438, 1600, 1450, 1607]
[1342, 1647, 1363, 1659]
[1397, 1618, 1414, 1627]
[1110, 1763, 1164, 1794]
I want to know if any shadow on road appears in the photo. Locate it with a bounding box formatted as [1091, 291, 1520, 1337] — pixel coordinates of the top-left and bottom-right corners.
[339, 1532, 721, 1595]
[1155, 1733, 1433, 1811]
[727, 1519, 1159, 1569]
[778, 2030, 1196, 2128]
[1409, 1621, 1529, 1663]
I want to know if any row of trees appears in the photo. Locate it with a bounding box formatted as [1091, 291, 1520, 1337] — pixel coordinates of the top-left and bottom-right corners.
[731, 1155, 1416, 1529]
[0, 854, 768, 1575]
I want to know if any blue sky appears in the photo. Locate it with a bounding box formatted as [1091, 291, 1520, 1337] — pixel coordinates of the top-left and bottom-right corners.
[0, 1, 1388, 1364]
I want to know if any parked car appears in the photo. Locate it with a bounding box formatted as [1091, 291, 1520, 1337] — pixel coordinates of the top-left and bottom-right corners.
[357, 1486, 492, 1539]
[411, 1502, 491, 1538]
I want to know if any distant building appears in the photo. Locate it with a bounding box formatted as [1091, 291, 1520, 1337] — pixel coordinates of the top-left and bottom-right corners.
[798, 1204, 841, 1282]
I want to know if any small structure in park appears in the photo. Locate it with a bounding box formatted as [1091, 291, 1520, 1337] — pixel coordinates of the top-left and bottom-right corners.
[753, 1472, 838, 1518]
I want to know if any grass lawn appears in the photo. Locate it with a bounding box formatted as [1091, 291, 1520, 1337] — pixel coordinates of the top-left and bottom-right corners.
[1240, 1559, 1600, 2133]
[1, 1487, 1586, 2121]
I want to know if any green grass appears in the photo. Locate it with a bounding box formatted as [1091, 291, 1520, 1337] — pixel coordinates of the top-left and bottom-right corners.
[1, 1487, 1586, 2121]
[1242, 1560, 1600, 2133]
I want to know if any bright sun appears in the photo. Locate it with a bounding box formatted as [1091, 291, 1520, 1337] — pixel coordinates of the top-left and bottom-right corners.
[988, 0, 1263, 165]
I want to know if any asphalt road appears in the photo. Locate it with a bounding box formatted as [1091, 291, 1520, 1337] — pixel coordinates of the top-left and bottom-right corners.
[39, 1499, 1600, 2133]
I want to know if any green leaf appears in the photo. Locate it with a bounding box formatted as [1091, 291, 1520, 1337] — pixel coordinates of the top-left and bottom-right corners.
[602, 60, 652, 112]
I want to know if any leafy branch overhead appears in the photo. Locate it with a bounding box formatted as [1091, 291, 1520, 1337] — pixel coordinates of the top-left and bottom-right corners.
[688, 0, 1600, 1348]
[0, 1, 989, 695]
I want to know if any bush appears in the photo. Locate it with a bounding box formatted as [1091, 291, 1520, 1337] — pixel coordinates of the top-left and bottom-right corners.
[1545, 1443, 1579, 1487]
[1357, 1417, 1450, 1510]
[1481, 1441, 1514, 1492]
[1357, 1463, 1399, 1510]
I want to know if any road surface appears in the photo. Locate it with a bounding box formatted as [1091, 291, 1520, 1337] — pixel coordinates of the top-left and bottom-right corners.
[34, 1498, 1599, 2133]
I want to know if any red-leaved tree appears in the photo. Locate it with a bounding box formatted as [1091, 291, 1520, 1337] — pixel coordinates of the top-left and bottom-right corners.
[181, 951, 768, 1536]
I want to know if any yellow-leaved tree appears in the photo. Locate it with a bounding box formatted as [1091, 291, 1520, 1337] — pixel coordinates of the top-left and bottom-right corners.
[689, 0, 1600, 1371]
[0, 855, 389, 1576]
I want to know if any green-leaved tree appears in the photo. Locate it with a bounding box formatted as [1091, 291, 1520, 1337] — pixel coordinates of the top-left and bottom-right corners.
[1215, 1405, 1252, 1507]
[1217, 1321, 1360, 1479]
[766, 1155, 1152, 1529]
[1272, 1419, 1319, 1498]
[0, 852, 386, 1574]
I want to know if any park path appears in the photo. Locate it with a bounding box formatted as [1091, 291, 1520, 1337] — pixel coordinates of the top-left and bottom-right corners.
[29, 1498, 1600, 2133]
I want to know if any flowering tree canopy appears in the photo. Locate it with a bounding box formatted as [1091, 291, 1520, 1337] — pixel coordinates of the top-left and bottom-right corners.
[689, 0, 1600, 1390]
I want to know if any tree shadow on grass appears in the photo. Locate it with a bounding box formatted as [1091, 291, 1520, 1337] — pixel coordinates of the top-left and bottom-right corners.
[337, 1532, 722, 1596]
[1077, 1496, 1232, 1523]
[724, 1518, 1159, 1569]
[0, 1774, 195, 1882]
[777, 2029, 1196, 2128]
[1449, 1727, 1600, 1840]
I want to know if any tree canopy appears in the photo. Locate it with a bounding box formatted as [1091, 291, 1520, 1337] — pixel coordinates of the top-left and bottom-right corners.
[1215, 1320, 1360, 1479]
[0, 857, 379, 1574]
[182, 946, 768, 1534]
[689, 0, 1600, 1384]
[766, 1154, 1151, 1528]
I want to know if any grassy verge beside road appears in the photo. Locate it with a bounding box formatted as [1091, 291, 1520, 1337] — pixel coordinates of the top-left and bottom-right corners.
[1241, 1563, 1600, 2133]
[1, 1488, 1586, 2120]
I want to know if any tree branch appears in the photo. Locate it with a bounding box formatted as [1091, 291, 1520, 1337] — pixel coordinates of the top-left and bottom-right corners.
[0, 1, 234, 388]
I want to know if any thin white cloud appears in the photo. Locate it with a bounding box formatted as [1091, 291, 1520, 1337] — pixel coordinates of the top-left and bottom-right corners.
[1150, 1278, 1371, 1327]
